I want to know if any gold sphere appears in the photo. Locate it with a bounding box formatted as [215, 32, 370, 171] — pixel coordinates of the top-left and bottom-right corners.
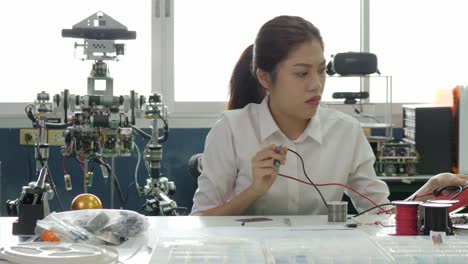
[71, 193, 103, 210]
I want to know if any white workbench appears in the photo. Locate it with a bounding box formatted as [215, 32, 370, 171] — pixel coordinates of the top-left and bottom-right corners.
[1, 215, 468, 263]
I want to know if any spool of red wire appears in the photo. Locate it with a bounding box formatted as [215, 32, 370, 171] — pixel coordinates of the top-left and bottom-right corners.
[394, 201, 422, 236]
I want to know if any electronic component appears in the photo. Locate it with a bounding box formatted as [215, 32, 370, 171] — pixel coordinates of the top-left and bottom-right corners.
[374, 142, 419, 176]
[64, 174, 72, 191]
[402, 105, 452, 174]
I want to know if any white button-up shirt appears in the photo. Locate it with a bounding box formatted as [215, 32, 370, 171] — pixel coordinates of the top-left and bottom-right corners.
[191, 97, 390, 215]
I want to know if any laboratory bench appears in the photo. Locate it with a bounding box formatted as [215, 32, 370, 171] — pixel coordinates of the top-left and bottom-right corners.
[0, 214, 468, 263]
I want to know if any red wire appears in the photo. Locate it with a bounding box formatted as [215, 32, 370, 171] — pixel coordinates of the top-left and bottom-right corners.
[78, 161, 86, 174]
[62, 156, 68, 175]
[62, 145, 72, 175]
[79, 147, 92, 162]
[414, 191, 433, 199]
[394, 203, 419, 235]
[278, 173, 391, 213]
[77, 146, 92, 173]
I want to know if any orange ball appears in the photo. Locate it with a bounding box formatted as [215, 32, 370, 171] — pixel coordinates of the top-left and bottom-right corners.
[71, 193, 103, 210]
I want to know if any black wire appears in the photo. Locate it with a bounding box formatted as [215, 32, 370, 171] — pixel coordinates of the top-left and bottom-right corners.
[25, 104, 37, 124]
[149, 104, 169, 129]
[155, 111, 169, 143]
[35, 144, 45, 168]
[111, 167, 126, 209]
[352, 105, 380, 123]
[46, 169, 65, 211]
[432, 185, 468, 200]
[124, 181, 135, 204]
[155, 109, 169, 130]
[95, 157, 126, 209]
[25, 146, 33, 182]
[347, 202, 394, 219]
[287, 148, 392, 215]
[32, 141, 64, 211]
[287, 149, 329, 209]
[149, 105, 169, 143]
[24, 131, 35, 182]
[24, 104, 70, 128]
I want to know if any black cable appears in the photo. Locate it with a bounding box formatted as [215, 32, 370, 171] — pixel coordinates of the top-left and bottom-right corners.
[95, 157, 126, 209]
[347, 202, 394, 219]
[287, 149, 329, 209]
[155, 111, 169, 143]
[352, 105, 380, 123]
[154, 108, 169, 130]
[63, 89, 69, 124]
[110, 167, 126, 209]
[124, 181, 135, 205]
[432, 185, 468, 200]
[25, 145, 33, 182]
[25, 104, 37, 124]
[149, 104, 169, 143]
[35, 144, 45, 168]
[24, 104, 71, 128]
[109, 166, 126, 209]
[130, 90, 136, 125]
[46, 169, 65, 211]
[31, 142, 64, 211]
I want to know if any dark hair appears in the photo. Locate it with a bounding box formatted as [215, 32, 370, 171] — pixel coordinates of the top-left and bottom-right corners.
[227, 16, 324, 110]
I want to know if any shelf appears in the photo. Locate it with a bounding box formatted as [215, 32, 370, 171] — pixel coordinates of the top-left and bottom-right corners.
[366, 136, 393, 143]
[360, 122, 392, 128]
[379, 175, 432, 183]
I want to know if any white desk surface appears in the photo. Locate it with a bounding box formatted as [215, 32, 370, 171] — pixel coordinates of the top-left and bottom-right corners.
[1, 215, 468, 263]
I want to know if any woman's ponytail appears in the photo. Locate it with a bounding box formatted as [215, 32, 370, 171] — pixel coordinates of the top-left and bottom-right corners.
[227, 45, 266, 110]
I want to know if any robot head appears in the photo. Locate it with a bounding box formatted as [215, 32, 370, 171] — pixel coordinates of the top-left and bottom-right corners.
[62, 11, 136, 61]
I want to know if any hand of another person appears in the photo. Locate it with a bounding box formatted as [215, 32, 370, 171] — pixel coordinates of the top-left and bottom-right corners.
[250, 144, 288, 196]
[424, 173, 468, 191]
[412, 173, 468, 200]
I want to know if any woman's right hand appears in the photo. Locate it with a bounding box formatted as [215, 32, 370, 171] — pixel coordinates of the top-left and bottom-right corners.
[249, 144, 288, 196]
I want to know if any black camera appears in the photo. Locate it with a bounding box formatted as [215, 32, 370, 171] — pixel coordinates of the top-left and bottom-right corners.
[332, 92, 369, 104]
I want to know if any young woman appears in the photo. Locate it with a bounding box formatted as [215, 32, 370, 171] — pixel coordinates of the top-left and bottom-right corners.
[191, 15, 468, 216]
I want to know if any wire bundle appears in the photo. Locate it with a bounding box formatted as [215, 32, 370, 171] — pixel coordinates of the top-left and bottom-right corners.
[394, 201, 422, 235]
